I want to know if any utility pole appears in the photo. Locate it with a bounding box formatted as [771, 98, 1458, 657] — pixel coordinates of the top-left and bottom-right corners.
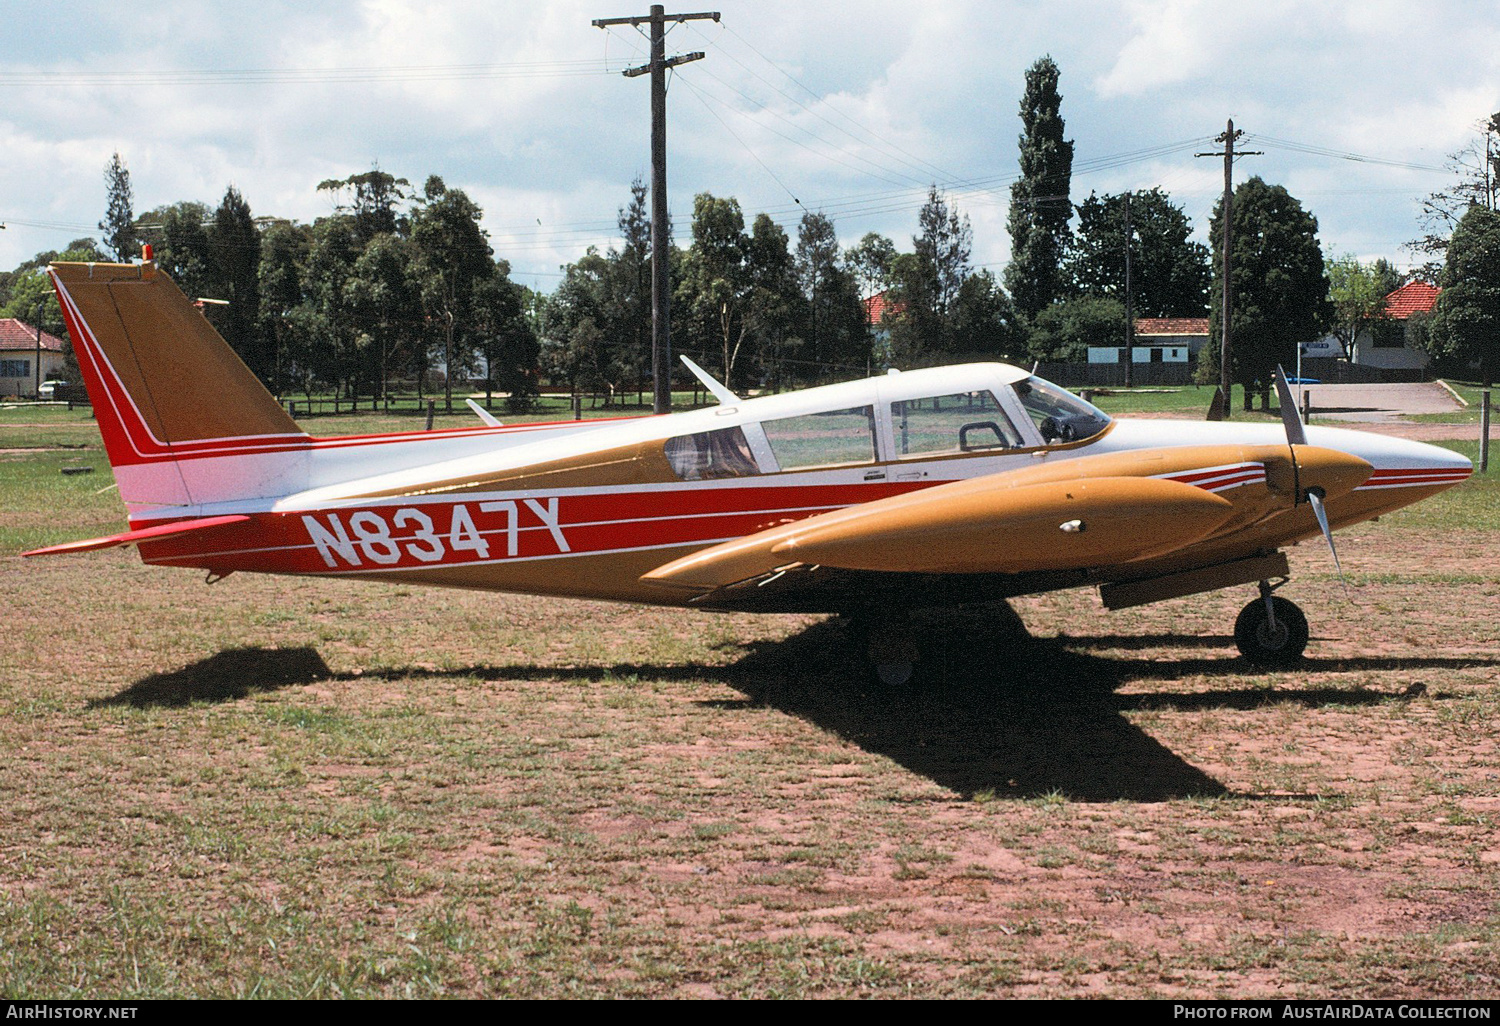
[34, 302, 44, 399]
[1123, 191, 1133, 389]
[593, 5, 719, 414]
[1196, 120, 1260, 418]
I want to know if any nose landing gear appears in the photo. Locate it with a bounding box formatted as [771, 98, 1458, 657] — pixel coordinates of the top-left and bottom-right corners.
[1234, 579, 1309, 666]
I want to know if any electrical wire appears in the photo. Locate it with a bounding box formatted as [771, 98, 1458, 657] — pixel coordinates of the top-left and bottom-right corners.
[1244, 134, 1451, 174]
[0, 61, 622, 87]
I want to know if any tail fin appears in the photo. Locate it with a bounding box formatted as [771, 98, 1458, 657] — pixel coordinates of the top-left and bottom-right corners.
[51, 260, 308, 513]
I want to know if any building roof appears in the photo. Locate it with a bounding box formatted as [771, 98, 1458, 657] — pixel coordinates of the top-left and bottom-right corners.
[0, 318, 67, 353]
[863, 291, 904, 325]
[1134, 317, 1209, 336]
[1383, 281, 1440, 320]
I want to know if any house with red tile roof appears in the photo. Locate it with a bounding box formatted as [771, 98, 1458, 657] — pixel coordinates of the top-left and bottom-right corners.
[862, 290, 902, 326]
[1352, 281, 1438, 371]
[0, 318, 69, 397]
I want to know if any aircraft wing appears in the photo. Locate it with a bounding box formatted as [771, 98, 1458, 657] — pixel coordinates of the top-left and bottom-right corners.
[642, 470, 1235, 598]
[640, 439, 1374, 609]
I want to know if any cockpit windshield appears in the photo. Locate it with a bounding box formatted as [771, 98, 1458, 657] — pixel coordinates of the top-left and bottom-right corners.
[1010, 376, 1111, 444]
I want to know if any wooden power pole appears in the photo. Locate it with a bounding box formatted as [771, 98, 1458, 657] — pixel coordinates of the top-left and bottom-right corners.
[593, 5, 719, 414]
[1196, 120, 1260, 418]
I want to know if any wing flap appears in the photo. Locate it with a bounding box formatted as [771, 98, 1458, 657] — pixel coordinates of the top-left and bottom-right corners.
[642, 475, 1234, 593]
[21, 515, 251, 557]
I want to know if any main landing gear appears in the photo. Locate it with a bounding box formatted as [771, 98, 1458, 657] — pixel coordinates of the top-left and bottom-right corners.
[846, 608, 920, 687]
[1234, 579, 1309, 667]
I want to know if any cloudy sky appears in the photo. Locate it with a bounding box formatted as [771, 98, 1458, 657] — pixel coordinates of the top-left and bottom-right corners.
[4, 0, 1498, 293]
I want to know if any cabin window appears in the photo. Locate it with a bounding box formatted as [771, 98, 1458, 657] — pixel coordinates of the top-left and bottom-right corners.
[665, 426, 761, 480]
[1011, 376, 1111, 444]
[890, 391, 1023, 456]
[760, 405, 877, 470]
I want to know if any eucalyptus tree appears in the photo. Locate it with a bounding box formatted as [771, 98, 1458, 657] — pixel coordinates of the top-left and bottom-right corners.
[411, 175, 498, 411]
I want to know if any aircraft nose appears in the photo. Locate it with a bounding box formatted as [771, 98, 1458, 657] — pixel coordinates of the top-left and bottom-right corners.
[1311, 427, 1473, 491]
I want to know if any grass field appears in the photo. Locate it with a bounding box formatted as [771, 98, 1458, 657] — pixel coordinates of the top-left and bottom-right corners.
[1, 398, 1497, 998]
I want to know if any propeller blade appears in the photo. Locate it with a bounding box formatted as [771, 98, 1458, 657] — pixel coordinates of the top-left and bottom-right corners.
[1273, 365, 1307, 446]
[1306, 489, 1351, 599]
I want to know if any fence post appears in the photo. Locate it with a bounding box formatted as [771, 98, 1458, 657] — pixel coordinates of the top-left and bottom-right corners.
[1482, 389, 1491, 474]
[425, 399, 435, 431]
[573, 392, 582, 420]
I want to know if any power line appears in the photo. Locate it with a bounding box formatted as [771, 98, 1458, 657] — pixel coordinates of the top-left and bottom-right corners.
[0, 61, 623, 87]
[1245, 134, 1450, 174]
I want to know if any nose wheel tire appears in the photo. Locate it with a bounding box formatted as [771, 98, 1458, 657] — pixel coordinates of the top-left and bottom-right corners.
[1234, 595, 1309, 667]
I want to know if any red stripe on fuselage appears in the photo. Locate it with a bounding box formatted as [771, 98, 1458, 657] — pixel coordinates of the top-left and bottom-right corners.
[136, 480, 939, 574]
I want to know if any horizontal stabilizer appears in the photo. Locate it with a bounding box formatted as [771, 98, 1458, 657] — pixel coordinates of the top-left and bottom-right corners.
[21, 515, 250, 557]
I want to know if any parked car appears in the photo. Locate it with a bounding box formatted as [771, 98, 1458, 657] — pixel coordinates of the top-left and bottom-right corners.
[38, 379, 68, 399]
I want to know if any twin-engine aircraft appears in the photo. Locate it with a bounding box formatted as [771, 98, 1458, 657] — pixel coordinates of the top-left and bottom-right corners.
[27, 258, 1472, 683]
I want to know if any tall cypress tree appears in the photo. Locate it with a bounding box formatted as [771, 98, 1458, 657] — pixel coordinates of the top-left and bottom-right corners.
[1004, 56, 1073, 322]
[99, 152, 140, 262]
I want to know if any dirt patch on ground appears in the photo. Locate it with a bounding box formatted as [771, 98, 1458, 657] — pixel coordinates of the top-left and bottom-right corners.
[2, 532, 1497, 997]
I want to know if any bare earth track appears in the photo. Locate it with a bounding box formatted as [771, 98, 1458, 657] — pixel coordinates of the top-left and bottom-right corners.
[0, 414, 1496, 999]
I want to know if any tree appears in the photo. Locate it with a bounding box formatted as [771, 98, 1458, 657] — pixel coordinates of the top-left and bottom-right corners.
[99, 152, 140, 262]
[257, 220, 313, 395]
[343, 232, 422, 399]
[613, 177, 653, 395]
[471, 261, 539, 409]
[677, 193, 751, 389]
[745, 213, 803, 390]
[886, 189, 976, 365]
[844, 232, 897, 299]
[1004, 56, 1073, 321]
[1064, 189, 1211, 317]
[950, 270, 1020, 359]
[317, 167, 413, 242]
[210, 186, 268, 382]
[915, 188, 972, 321]
[0, 239, 106, 380]
[139, 202, 215, 301]
[795, 211, 866, 376]
[1428, 204, 1500, 386]
[0, 239, 107, 323]
[1326, 255, 1399, 359]
[1411, 113, 1500, 259]
[411, 176, 497, 411]
[1207, 178, 1331, 407]
[1027, 294, 1125, 362]
[299, 215, 364, 400]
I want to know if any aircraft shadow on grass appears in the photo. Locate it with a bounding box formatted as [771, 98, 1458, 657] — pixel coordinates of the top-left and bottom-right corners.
[93, 606, 1498, 803]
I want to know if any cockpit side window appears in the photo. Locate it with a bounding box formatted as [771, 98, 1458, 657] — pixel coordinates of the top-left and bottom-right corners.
[760, 405, 877, 470]
[890, 391, 1023, 456]
[665, 426, 761, 480]
[1011, 376, 1111, 444]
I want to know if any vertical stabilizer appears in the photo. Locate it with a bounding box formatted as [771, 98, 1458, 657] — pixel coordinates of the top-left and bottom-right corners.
[50, 260, 309, 511]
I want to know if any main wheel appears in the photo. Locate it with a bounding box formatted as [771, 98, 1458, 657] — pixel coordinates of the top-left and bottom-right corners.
[1234, 596, 1309, 667]
[846, 609, 920, 688]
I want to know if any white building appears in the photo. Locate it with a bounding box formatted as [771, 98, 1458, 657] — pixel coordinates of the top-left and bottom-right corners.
[0, 318, 68, 397]
[1087, 317, 1208, 365]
